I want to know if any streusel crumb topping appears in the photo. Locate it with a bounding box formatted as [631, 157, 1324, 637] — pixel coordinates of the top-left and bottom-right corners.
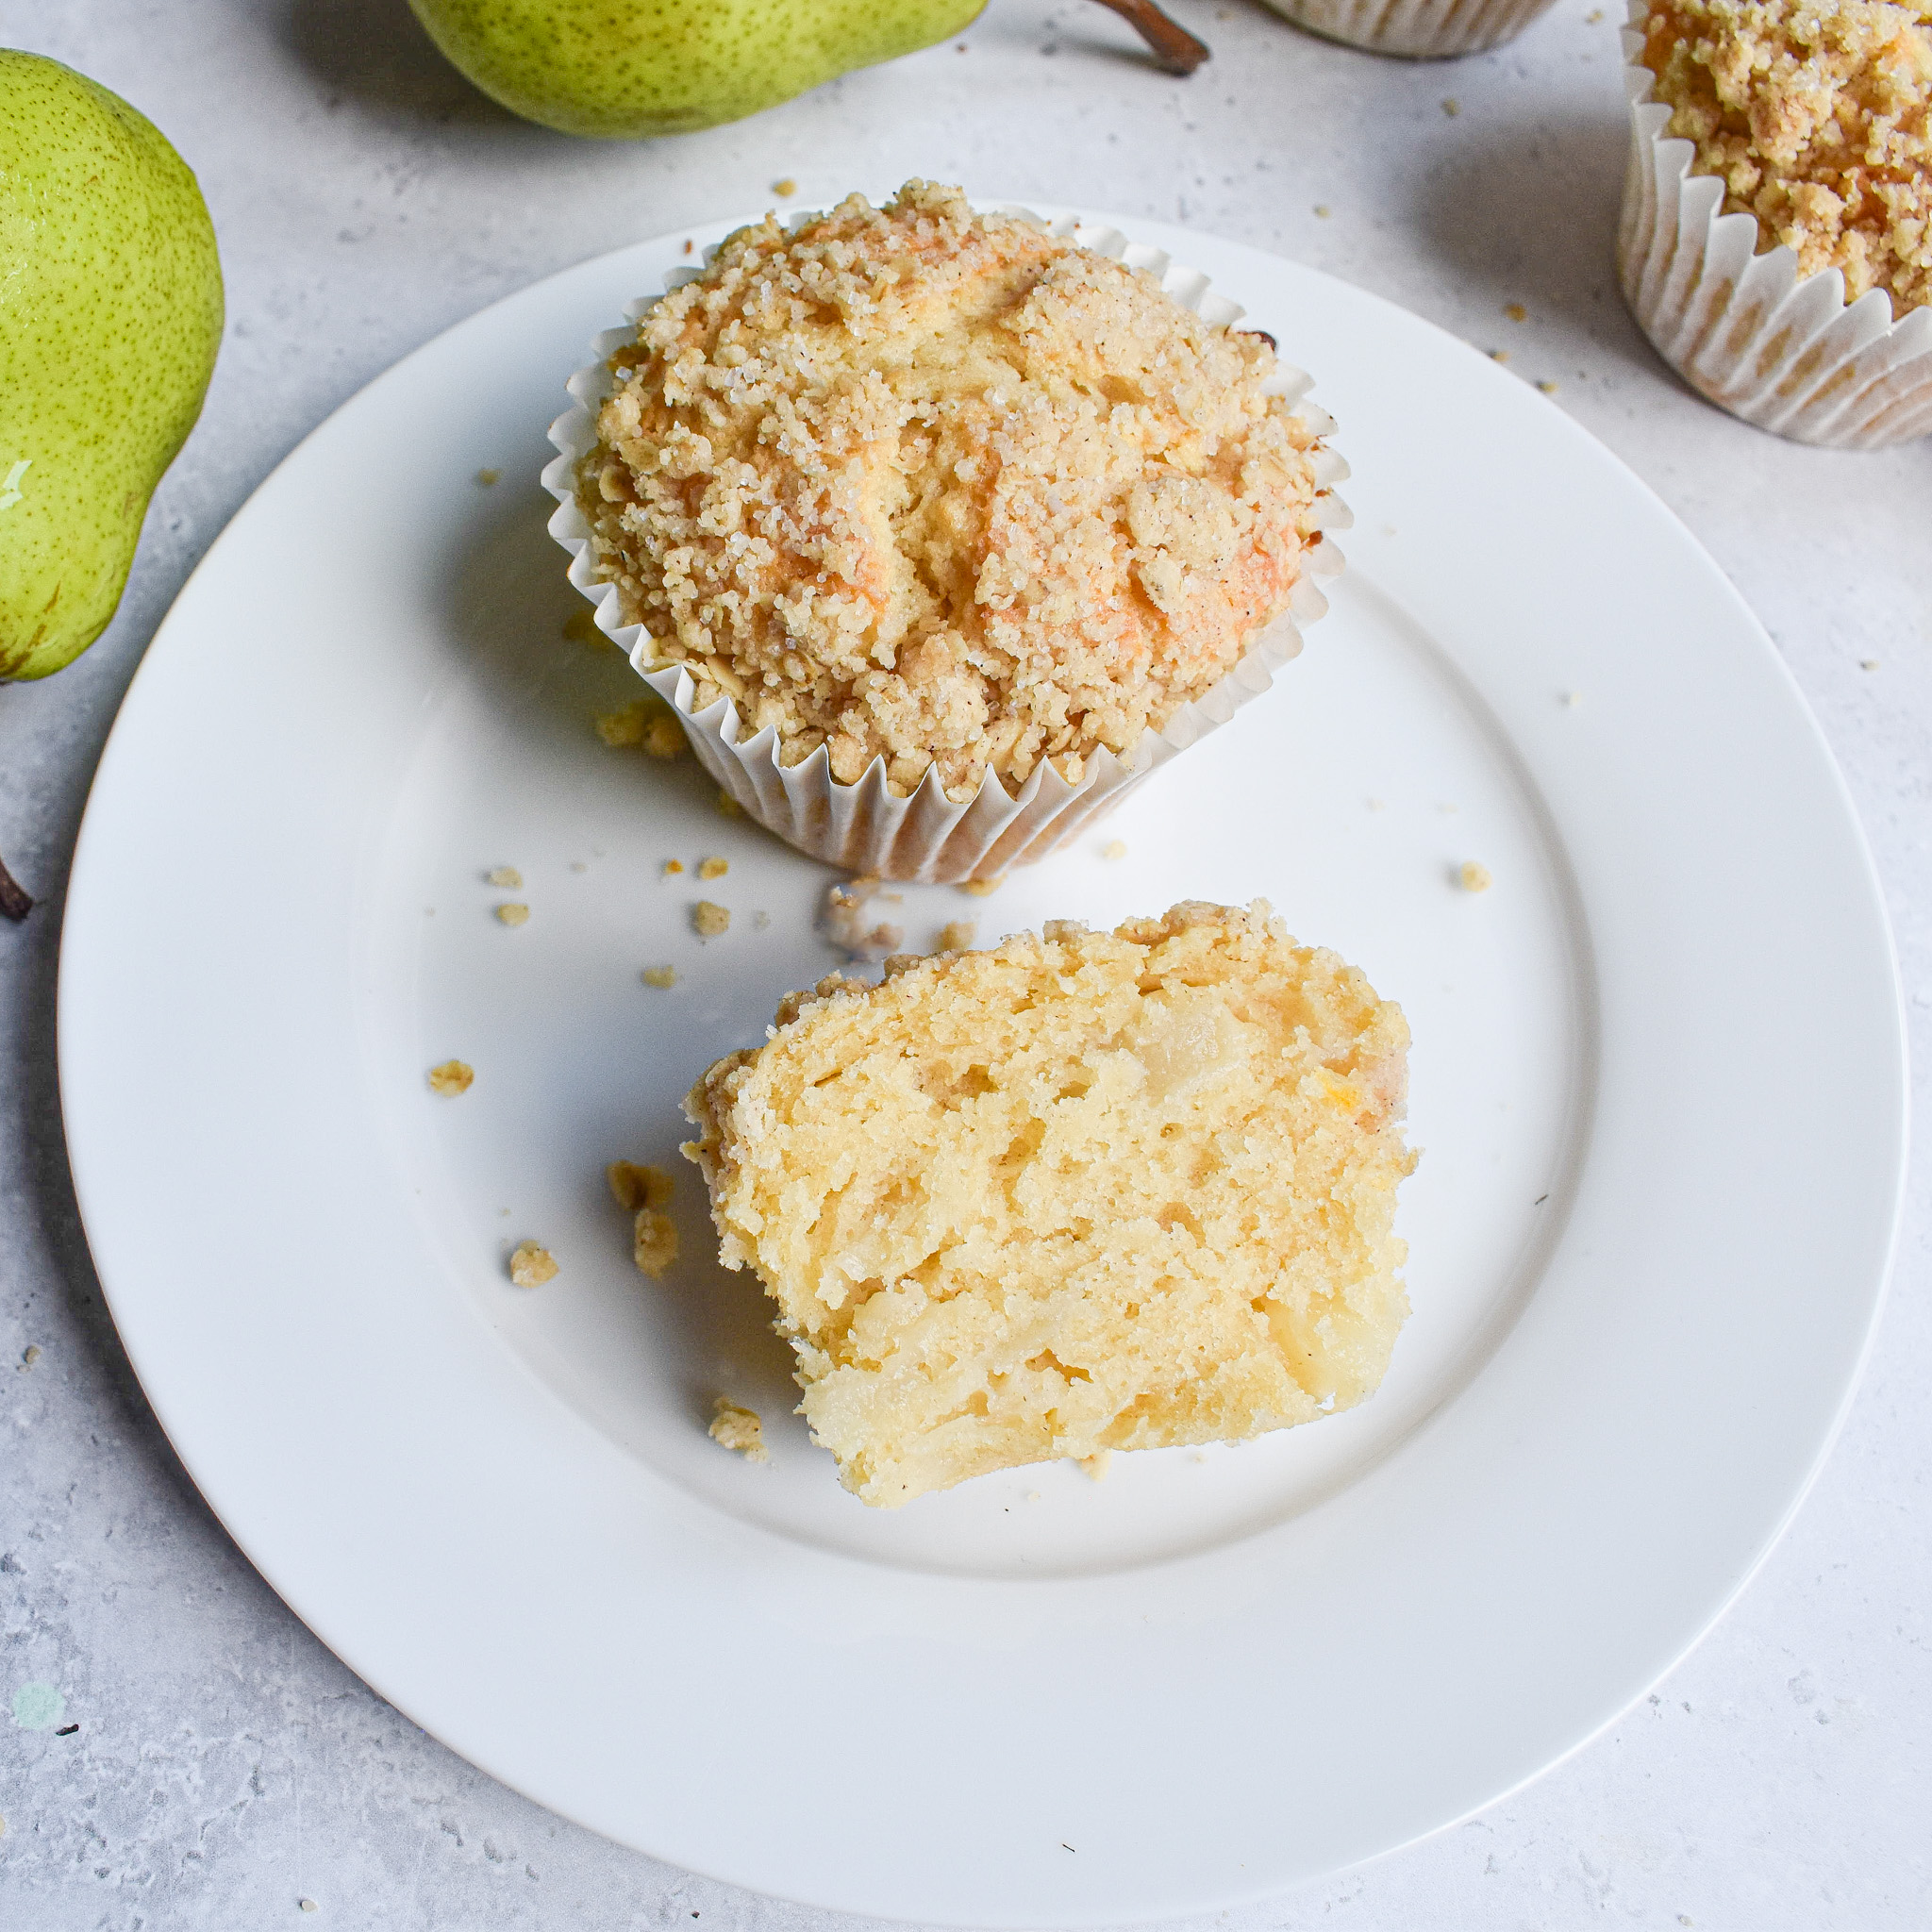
[579, 181, 1330, 802]
[1645, 0, 1932, 313]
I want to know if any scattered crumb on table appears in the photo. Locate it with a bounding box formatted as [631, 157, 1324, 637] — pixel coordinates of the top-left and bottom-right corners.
[693, 900, 730, 938]
[1441, 97, 1460, 115]
[709, 1396, 769, 1461]
[20, 1345, 42, 1370]
[935, 919, 977, 953]
[773, 177, 797, 198]
[642, 964, 678, 988]
[697, 856, 728, 880]
[1077, 1450, 1113, 1482]
[1491, 348, 1510, 362]
[1459, 860, 1494, 892]
[427, 1059, 474, 1096]
[633, 1208, 678, 1277]
[959, 876, 1002, 897]
[1505, 302, 1527, 322]
[475, 468, 500, 486]
[662, 858, 685, 876]
[1537, 379, 1559, 395]
[1313, 204, 1332, 218]
[1102, 839, 1128, 861]
[495, 902, 529, 927]
[486, 865, 521, 888]
[608, 1160, 675, 1212]
[509, 1241, 558, 1287]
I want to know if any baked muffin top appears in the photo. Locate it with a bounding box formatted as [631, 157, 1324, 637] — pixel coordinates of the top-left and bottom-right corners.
[1644, 0, 1932, 315]
[578, 181, 1330, 803]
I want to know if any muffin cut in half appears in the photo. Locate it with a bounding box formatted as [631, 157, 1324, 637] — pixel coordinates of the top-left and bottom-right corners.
[577, 181, 1334, 806]
[682, 902, 1415, 1507]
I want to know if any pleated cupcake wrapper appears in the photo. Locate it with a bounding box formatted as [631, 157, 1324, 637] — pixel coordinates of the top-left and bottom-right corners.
[1256, 0, 1558, 58]
[542, 209, 1349, 884]
[1618, 0, 1932, 448]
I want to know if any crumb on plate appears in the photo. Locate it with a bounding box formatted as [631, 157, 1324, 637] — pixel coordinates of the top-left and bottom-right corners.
[427, 1058, 474, 1096]
[823, 878, 905, 958]
[608, 1160, 675, 1212]
[709, 1395, 770, 1460]
[509, 1241, 558, 1287]
[633, 1208, 679, 1277]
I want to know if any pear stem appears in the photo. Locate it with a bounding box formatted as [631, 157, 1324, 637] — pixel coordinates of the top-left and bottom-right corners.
[1089, 0, 1211, 72]
[0, 851, 32, 922]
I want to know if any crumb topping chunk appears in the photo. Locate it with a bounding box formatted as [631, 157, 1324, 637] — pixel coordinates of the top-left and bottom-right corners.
[580, 182, 1330, 802]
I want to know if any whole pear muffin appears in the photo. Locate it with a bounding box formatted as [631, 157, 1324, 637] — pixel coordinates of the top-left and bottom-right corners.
[1642, 0, 1932, 314]
[575, 182, 1333, 804]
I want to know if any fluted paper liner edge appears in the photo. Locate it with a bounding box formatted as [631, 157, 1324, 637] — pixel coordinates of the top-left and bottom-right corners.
[1617, 0, 1932, 448]
[1256, 0, 1560, 58]
[542, 208, 1352, 883]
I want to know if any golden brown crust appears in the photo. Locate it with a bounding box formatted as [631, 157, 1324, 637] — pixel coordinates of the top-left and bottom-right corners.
[580, 182, 1329, 803]
[1645, 0, 1932, 313]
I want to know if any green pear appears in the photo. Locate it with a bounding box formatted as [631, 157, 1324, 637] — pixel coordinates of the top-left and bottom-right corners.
[0, 52, 223, 682]
[407, 0, 1206, 142]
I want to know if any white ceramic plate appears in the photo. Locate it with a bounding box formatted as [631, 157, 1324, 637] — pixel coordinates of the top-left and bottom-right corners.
[59, 209, 1906, 1926]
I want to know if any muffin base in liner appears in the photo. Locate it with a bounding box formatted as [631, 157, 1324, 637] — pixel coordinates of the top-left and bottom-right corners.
[542, 209, 1350, 884]
[1618, 0, 1932, 448]
[1257, 0, 1559, 58]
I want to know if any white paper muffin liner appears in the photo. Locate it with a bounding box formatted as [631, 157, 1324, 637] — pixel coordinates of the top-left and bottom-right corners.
[1256, 0, 1558, 58]
[542, 209, 1350, 884]
[1618, 0, 1932, 447]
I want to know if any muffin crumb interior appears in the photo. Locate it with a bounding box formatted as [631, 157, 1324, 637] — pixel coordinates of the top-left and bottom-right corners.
[682, 901, 1415, 1507]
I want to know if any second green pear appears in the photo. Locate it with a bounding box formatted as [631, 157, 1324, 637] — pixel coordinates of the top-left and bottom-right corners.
[406, 0, 990, 139]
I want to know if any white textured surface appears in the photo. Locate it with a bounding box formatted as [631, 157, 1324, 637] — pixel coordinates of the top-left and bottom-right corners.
[0, 1, 1925, 1926]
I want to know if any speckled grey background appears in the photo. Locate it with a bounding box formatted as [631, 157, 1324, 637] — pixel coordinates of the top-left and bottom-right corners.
[3, 2, 1927, 1925]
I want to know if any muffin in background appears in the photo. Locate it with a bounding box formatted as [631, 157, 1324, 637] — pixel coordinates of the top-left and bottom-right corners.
[1645, 0, 1932, 314]
[548, 183, 1346, 882]
[1257, 0, 1560, 59]
[1620, 0, 1932, 445]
